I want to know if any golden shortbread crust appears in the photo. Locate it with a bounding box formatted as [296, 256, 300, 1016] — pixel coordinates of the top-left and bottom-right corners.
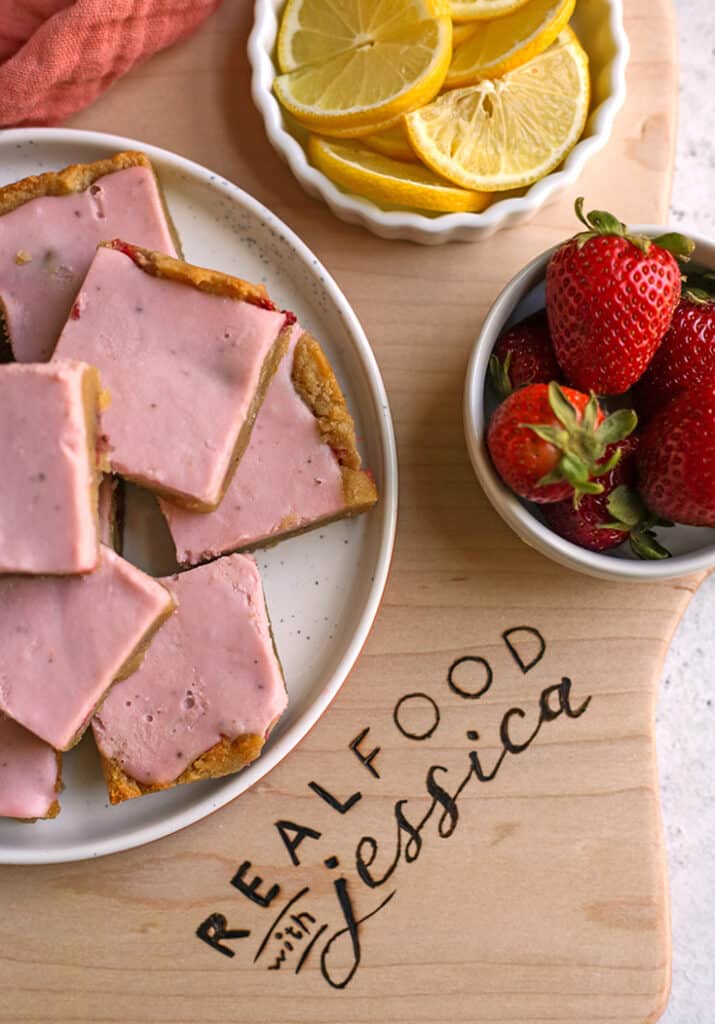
[292, 331, 378, 512]
[101, 733, 266, 805]
[101, 239, 268, 306]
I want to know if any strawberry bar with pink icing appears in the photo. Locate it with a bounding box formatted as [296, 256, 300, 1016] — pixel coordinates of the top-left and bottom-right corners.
[52, 243, 290, 510]
[0, 360, 102, 575]
[0, 153, 178, 363]
[0, 715, 61, 820]
[92, 554, 287, 803]
[160, 326, 378, 564]
[0, 546, 175, 751]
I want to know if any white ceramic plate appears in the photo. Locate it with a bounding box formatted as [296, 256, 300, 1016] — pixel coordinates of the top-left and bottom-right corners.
[249, 0, 629, 244]
[0, 127, 398, 865]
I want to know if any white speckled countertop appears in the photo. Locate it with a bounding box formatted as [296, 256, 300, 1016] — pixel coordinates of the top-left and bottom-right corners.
[659, 5, 715, 1020]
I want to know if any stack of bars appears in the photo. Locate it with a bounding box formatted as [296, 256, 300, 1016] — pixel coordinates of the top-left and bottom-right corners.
[0, 152, 378, 819]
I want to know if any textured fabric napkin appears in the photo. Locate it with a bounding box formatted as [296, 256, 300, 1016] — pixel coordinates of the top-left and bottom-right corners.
[0, 0, 221, 128]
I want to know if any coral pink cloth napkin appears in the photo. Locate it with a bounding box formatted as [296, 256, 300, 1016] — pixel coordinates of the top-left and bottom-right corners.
[0, 0, 221, 127]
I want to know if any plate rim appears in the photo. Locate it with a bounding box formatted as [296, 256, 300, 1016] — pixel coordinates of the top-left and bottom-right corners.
[0, 125, 398, 865]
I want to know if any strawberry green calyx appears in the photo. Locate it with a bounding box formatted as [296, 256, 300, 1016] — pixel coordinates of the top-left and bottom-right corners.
[651, 232, 696, 260]
[600, 484, 672, 560]
[682, 269, 715, 304]
[572, 197, 695, 260]
[488, 351, 514, 399]
[521, 382, 637, 504]
[684, 288, 713, 304]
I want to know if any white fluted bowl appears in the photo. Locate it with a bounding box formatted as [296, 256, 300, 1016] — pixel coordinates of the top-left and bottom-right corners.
[248, 0, 629, 244]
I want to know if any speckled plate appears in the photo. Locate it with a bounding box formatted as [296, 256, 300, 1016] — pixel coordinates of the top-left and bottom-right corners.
[0, 128, 397, 865]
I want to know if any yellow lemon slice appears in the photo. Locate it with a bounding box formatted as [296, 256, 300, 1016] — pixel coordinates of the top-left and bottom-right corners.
[405, 28, 590, 191]
[278, 0, 452, 70]
[308, 135, 491, 212]
[451, 0, 532, 21]
[274, 0, 453, 133]
[452, 21, 479, 45]
[315, 113, 405, 140]
[446, 0, 575, 87]
[278, 0, 362, 71]
[362, 122, 418, 162]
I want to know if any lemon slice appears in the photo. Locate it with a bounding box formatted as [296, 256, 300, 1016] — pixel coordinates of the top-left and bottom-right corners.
[316, 113, 405, 140]
[308, 135, 491, 212]
[406, 29, 590, 191]
[362, 122, 418, 162]
[274, 0, 453, 132]
[278, 0, 363, 72]
[452, 21, 479, 45]
[278, 0, 452, 71]
[446, 0, 575, 86]
[451, 0, 532, 20]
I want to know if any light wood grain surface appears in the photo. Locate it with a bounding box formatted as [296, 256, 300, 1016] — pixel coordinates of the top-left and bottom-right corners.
[0, 2, 687, 1022]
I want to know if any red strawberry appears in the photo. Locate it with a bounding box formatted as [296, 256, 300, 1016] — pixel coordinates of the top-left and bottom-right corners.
[489, 311, 561, 399]
[637, 381, 715, 526]
[633, 294, 715, 422]
[544, 437, 670, 558]
[546, 199, 692, 394]
[487, 381, 636, 504]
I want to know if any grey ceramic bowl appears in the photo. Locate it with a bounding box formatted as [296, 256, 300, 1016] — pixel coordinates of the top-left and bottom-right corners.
[464, 228, 715, 582]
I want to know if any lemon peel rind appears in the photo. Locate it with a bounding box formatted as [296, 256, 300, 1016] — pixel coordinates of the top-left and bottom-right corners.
[445, 0, 576, 88]
[308, 135, 490, 212]
[450, 0, 532, 23]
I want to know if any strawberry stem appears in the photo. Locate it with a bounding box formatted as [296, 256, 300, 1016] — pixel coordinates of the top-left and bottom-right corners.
[571, 198, 694, 260]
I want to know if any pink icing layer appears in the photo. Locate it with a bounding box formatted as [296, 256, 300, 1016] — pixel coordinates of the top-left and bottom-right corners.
[160, 326, 346, 564]
[0, 165, 177, 363]
[0, 545, 172, 751]
[92, 554, 287, 787]
[53, 246, 287, 507]
[0, 360, 98, 574]
[0, 714, 59, 820]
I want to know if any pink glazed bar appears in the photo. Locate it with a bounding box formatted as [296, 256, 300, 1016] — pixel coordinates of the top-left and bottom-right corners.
[0, 360, 103, 575]
[0, 546, 175, 751]
[0, 152, 179, 363]
[53, 241, 292, 511]
[0, 715, 61, 821]
[93, 554, 287, 804]
[160, 326, 378, 564]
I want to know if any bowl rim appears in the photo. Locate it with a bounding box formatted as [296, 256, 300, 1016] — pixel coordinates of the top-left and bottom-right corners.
[463, 225, 715, 582]
[248, 0, 630, 238]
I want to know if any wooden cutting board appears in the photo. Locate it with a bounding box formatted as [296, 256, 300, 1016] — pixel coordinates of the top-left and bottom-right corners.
[0, 2, 687, 1022]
